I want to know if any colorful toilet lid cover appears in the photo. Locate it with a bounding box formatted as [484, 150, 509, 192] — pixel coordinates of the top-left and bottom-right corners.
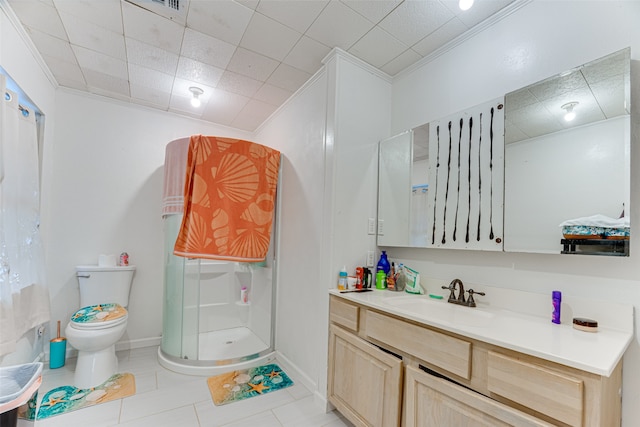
[71, 303, 127, 328]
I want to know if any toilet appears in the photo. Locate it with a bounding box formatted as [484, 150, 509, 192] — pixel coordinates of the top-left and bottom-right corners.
[65, 265, 135, 389]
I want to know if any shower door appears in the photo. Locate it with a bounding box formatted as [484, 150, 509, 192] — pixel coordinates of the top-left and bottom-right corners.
[160, 213, 274, 365]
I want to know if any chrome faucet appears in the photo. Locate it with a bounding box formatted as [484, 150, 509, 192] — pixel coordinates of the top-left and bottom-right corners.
[441, 279, 485, 307]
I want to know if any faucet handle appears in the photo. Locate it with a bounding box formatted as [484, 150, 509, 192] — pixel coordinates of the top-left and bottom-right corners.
[441, 284, 456, 302]
[465, 289, 485, 307]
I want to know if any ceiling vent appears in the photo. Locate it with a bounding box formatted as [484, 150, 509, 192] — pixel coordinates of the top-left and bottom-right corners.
[125, 0, 189, 25]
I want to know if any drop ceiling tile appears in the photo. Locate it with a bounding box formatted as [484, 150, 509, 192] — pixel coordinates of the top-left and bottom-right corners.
[60, 11, 126, 60]
[254, 83, 293, 106]
[180, 28, 236, 70]
[168, 93, 204, 119]
[582, 52, 627, 85]
[441, 0, 514, 28]
[341, 0, 402, 23]
[53, 0, 123, 34]
[232, 99, 277, 131]
[126, 38, 179, 75]
[171, 77, 215, 106]
[130, 83, 171, 109]
[527, 71, 588, 101]
[348, 26, 408, 69]
[128, 63, 173, 92]
[24, 27, 76, 63]
[305, 1, 375, 50]
[237, 0, 259, 11]
[411, 17, 467, 57]
[590, 78, 627, 118]
[217, 71, 263, 98]
[240, 13, 301, 62]
[201, 89, 250, 126]
[380, 48, 421, 76]
[186, 1, 253, 46]
[41, 54, 85, 88]
[227, 47, 279, 82]
[256, 1, 328, 34]
[72, 45, 128, 79]
[266, 63, 312, 93]
[8, 0, 68, 40]
[122, 1, 184, 54]
[378, 0, 454, 46]
[282, 36, 331, 74]
[504, 118, 527, 144]
[505, 88, 538, 111]
[175, 57, 225, 88]
[83, 69, 130, 97]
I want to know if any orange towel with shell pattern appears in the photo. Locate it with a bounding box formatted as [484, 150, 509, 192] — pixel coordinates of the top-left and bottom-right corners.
[173, 135, 280, 262]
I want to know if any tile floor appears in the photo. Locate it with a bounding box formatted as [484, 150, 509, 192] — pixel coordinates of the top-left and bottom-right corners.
[32, 346, 353, 427]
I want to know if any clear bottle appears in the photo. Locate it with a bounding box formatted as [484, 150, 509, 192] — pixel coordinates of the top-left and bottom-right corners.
[338, 266, 348, 290]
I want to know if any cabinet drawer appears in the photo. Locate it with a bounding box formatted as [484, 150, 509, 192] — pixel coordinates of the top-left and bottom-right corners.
[366, 310, 471, 380]
[488, 351, 584, 426]
[330, 296, 360, 332]
[405, 365, 555, 427]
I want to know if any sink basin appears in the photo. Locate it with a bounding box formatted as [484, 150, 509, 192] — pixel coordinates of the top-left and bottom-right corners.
[385, 297, 495, 327]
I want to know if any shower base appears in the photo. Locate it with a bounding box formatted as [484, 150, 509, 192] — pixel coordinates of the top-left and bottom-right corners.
[157, 326, 274, 376]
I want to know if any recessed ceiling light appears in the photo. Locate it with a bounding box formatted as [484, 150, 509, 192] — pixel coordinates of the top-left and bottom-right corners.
[189, 87, 203, 108]
[459, 0, 474, 11]
[561, 102, 579, 122]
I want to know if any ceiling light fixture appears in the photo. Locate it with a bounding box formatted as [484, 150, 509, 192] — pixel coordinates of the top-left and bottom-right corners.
[561, 102, 579, 122]
[459, 0, 474, 11]
[189, 87, 203, 108]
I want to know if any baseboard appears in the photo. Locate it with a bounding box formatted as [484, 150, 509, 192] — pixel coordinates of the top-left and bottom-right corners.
[115, 336, 162, 352]
[274, 351, 330, 412]
[43, 336, 162, 361]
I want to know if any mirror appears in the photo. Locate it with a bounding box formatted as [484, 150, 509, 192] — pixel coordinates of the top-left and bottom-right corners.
[504, 48, 631, 255]
[377, 125, 429, 247]
[377, 48, 630, 255]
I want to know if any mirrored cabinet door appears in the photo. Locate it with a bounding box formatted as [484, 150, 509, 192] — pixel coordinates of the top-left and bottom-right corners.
[503, 48, 630, 256]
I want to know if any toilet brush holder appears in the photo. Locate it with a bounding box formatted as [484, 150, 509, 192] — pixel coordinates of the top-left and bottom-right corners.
[49, 321, 66, 369]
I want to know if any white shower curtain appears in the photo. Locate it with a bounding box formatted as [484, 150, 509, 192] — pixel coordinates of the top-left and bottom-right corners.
[0, 75, 50, 356]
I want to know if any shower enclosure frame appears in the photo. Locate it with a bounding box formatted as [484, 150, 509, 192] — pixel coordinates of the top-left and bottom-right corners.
[158, 145, 281, 376]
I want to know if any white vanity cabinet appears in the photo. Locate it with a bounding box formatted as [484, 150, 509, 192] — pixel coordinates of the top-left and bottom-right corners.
[328, 295, 623, 427]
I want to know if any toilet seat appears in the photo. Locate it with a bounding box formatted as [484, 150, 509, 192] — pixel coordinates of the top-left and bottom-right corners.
[70, 303, 128, 330]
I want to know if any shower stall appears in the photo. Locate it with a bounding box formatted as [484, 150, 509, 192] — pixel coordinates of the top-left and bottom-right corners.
[157, 137, 277, 375]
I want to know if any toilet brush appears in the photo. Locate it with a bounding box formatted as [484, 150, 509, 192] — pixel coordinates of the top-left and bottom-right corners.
[49, 320, 67, 369]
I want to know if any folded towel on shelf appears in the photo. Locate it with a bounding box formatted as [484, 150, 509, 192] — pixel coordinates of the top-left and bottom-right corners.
[559, 214, 629, 229]
[174, 135, 281, 262]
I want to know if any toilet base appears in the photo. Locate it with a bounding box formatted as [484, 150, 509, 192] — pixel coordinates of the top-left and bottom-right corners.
[74, 344, 118, 389]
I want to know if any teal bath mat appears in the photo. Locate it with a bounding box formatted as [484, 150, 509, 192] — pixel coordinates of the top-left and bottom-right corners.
[207, 363, 293, 406]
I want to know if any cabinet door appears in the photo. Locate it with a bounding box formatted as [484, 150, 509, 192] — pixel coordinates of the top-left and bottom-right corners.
[328, 324, 402, 427]
[404, 366, 555, 427]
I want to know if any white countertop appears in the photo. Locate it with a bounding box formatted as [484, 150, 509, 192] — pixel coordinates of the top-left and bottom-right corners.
[329, 288, 633, 377]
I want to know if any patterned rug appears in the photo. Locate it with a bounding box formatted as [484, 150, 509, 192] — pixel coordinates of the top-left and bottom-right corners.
[207, 364, 293, 406]
[35, 373, 135, 420]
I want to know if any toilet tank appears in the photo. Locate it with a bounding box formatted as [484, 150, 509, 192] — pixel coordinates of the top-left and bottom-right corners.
[76, 265, 136, 308]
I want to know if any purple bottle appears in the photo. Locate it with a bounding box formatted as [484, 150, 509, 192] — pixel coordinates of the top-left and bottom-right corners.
[552, 291, 562, 324]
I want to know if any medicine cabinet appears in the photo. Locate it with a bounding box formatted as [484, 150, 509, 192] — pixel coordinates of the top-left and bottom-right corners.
[377, 48, 630, 255]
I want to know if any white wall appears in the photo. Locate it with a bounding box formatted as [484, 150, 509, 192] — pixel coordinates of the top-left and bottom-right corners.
[0, 4, 56, 365]
[254, 71, 330, 391]
[47, 90, 253, 349]
[390, 1, 640, 425]
[255, 50, 391, 402]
